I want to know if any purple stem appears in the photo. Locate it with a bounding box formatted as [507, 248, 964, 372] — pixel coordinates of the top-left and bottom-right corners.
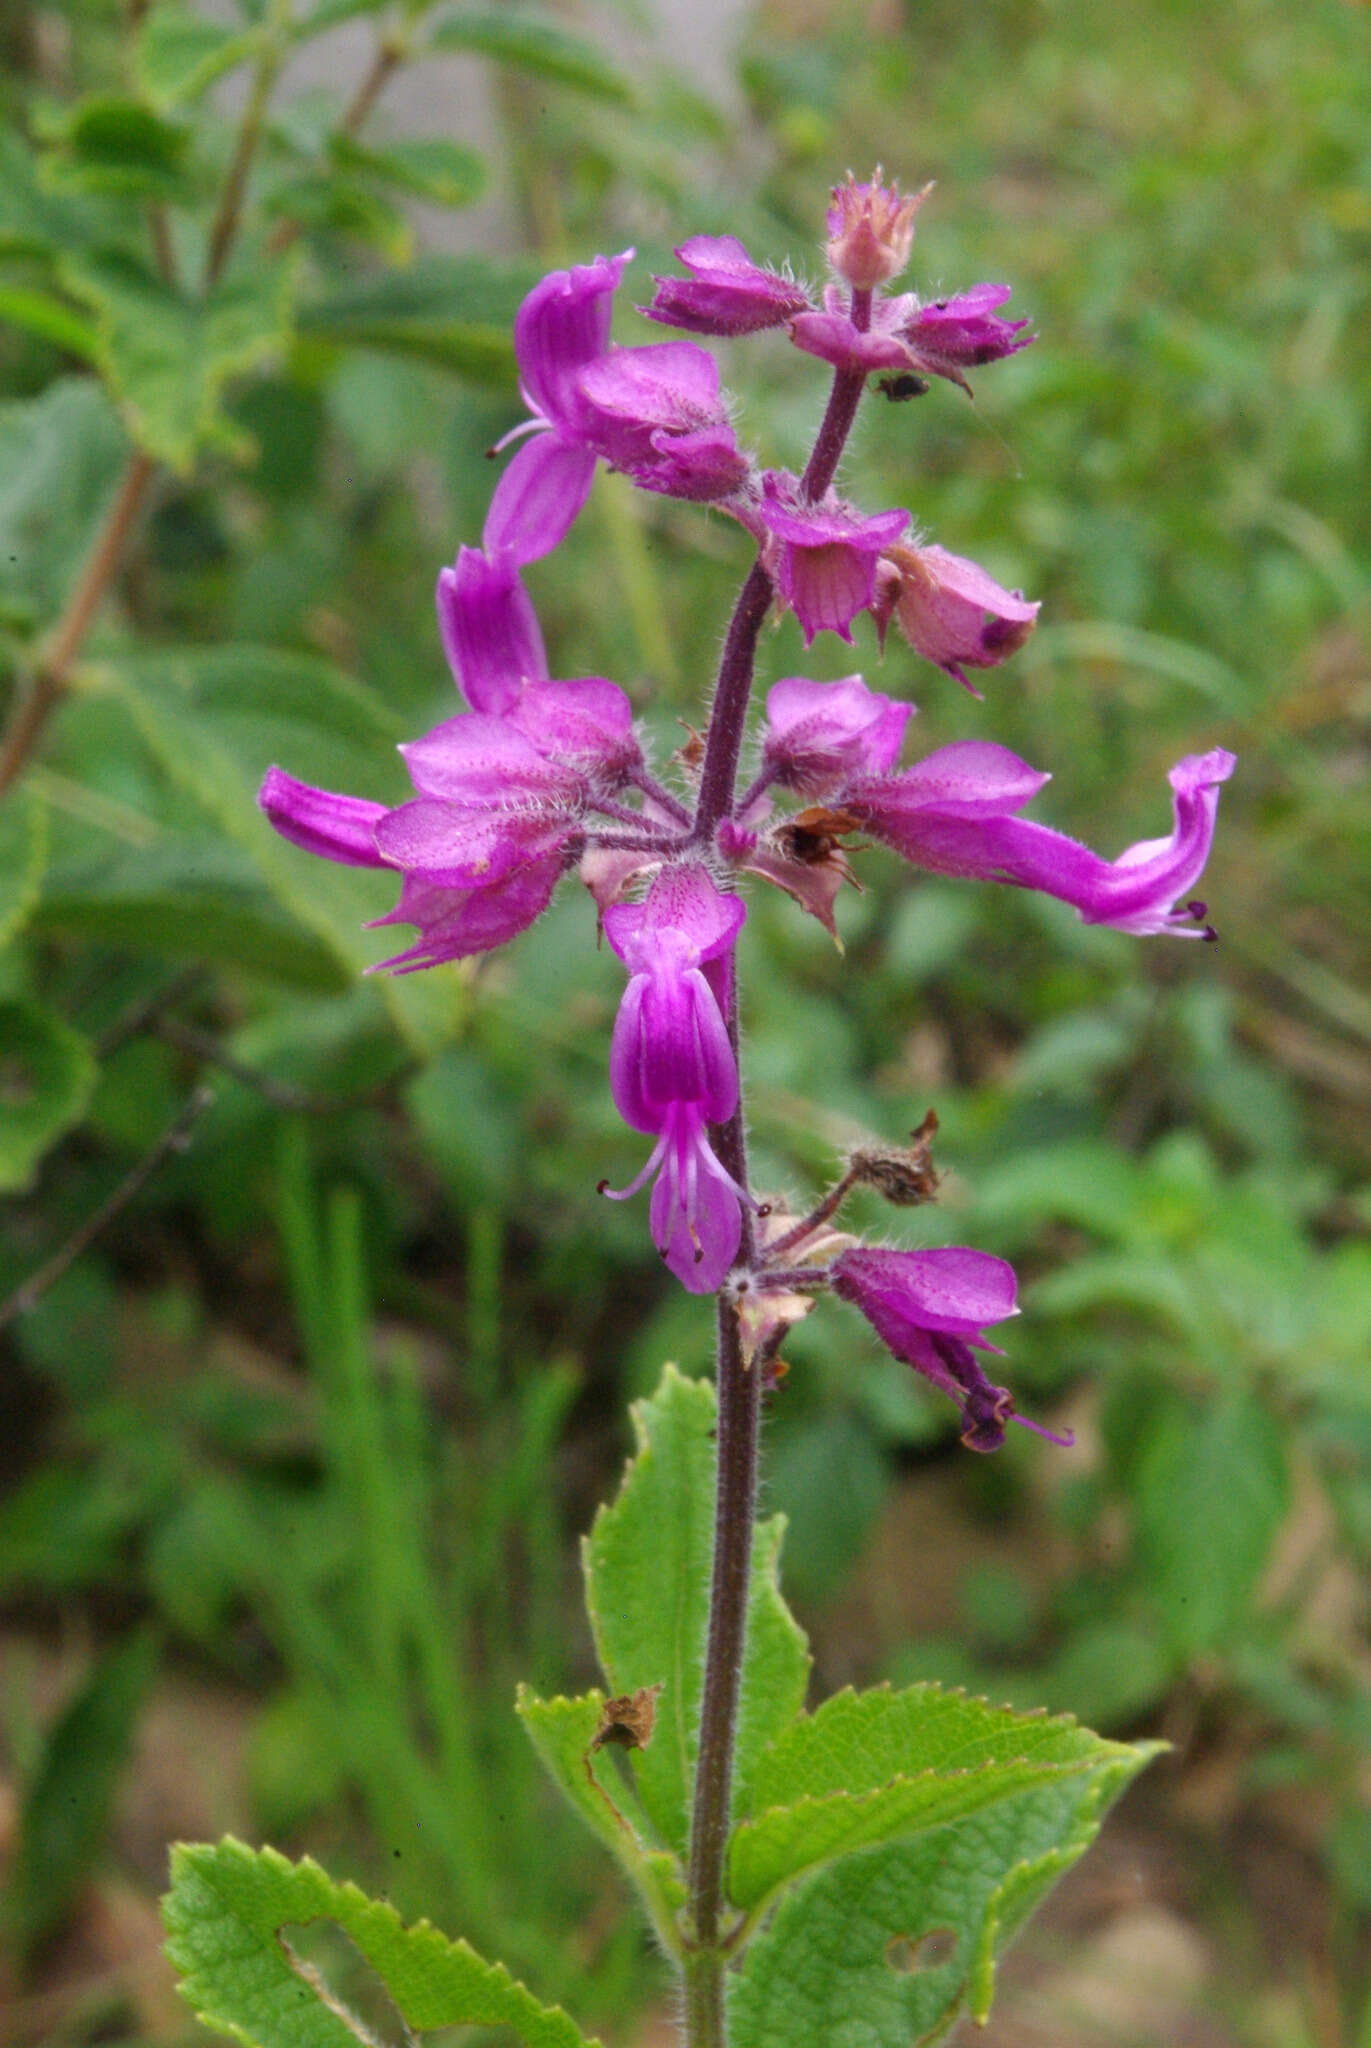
[682, 283, 877, 2048]
[628, 764, 693, 825]
[798, 286, 872, 504]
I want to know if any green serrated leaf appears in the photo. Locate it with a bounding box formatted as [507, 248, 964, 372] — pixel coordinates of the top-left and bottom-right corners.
[162, 1838, 603, 2048]
[731, 1750, 1155, 2048]
[47, 97, 194, 202]
[0, 999, 98, 1192]
[12, 1628, 159, 1953]
[137, 6, 264, 106]
[0, 379, 128, 631]
[515, 1687, 685, 1948]
[744, 1683, 1126, 1813]
[731, 1684, 1146, 1913]
[582, 1366, 809, 1857]
[299, 254, 539, 383]
[59, 248, 296, 472]
[0, 786, 48, 949]
[329, 136, 486, 209]
[428, 6, 634, 102]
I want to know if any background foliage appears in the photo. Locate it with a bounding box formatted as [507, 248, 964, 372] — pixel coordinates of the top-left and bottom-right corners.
[2, 0, 1369, 2042]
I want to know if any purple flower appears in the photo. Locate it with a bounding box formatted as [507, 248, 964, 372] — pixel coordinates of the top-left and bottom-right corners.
[832, 1246, 1071, 1453]
[825, 171, 931, 290]
[843, 740, 1236, 937]
[259, 768, 390, 868]
[367, 811, 573, 971]
[760, 674, 913, 796]
[575, 342, 749, 500]
[875, 542, 1039, 692]
[789, 284, 1033, 392]
[643, 234, 812, 336]
[512, 679, 643, 791]
[600, 865, 749, 1292]
[757, 472, 908, 646]
[484, 251, 631, 565]
[483, 253, 749, 561]
[789, 291, 918, 376]
[897, 285, 1033, 389]
[260, 761, 578, 972]
[436, 546, 548, 716]
[257, 681, 608, 971]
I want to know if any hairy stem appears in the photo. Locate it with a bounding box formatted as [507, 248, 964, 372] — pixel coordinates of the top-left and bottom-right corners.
[799, 286, 872, 503]
[684, 975, 761, 2040]
[691, 557, 774, 842]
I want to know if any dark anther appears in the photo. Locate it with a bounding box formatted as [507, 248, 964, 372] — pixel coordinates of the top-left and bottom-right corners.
[596, 1178, 610, 1195]
[1187, 899, 1208, 919]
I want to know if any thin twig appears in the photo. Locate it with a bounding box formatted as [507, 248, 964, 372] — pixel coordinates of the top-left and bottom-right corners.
[0, 1087, 214, 1333]
[0, 449, 157, 798]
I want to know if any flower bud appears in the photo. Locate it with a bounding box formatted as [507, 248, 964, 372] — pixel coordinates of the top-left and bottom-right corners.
[825, 171, 931, 290]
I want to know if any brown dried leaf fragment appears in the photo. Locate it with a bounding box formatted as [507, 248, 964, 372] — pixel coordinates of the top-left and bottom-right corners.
[847, 1108, 942, 1207]
[590, 1684, 664, 1754]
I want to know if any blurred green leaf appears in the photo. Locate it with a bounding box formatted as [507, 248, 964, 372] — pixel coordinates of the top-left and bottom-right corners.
[0, 378, 128, 633]
[428, 8, 634, 103]
[0, 998, 97, 1192]
[162, 1840, 603, 2048]
[10, 1629, 159, 1954]
[0, 786, 48, 949]
[0, 285, 99, 361]
[136, 6, 263, 107]
[0, 128, 117, 261]
[266, 175, 414, 263]
[299, 254, 540, 383]
[330, 136, 486, 210]
[35, 841, 351, 989]
[47, 97, 194, 202]
[59, 249, 297, 472]
[1134, 1389, 1290, 1658]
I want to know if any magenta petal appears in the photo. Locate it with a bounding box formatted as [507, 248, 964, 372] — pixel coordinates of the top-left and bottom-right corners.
[401, 715, 584, 807]
[370, 854, 564, 972]
[789, 310, 913, 374]
[436, 546, 547, 715]
[373, 800, 549, 886]
[636, 424, 749, 501]
[857, 741, 1051, 820]
[579, 340, 725, 433]
[514, 250, 631, 429]
[762, 675, 914, 793]
[484, 433, 597, 565]
[513, 678, 642, 784]
[1002, 746, 1236, 935]
[838, 1247, 1019, 1340]
[649, 1110, 742, 1292]
[259, 768, 388, 867]
[604, 862, 746, 969]
[644, 235, 811, 336]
